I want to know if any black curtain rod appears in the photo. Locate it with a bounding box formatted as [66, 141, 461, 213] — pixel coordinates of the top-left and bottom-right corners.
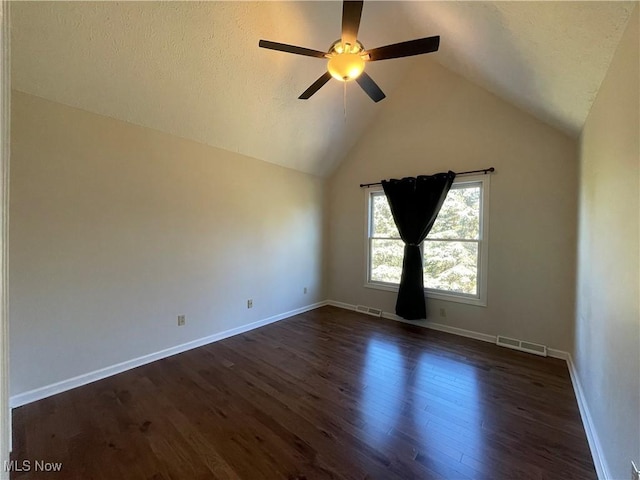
[359, 167, 495, 188]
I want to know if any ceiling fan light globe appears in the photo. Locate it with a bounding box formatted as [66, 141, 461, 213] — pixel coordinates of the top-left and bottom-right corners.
[327, 53, 365, 82]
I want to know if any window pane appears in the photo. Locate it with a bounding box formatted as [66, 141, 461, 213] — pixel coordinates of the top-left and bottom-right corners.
[424, 241, 478, 295]
[370, 239, 404, 284]
[371, 193, 400, 238]
[429, 184, 480, 240]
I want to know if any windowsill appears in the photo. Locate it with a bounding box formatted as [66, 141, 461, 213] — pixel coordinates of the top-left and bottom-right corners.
[364, 282, 487, 307]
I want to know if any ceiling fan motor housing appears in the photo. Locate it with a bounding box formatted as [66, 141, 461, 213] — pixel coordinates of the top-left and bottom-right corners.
[258, 0, 440, 102]
[327, 39, 366, 82]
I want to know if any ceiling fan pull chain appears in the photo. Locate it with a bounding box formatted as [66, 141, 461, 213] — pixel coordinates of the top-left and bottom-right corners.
[344, 81, 347, 122]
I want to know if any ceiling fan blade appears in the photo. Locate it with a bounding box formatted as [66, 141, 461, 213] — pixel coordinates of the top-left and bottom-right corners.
[341, 1, 364, 47]
[299, 72, 333, 100]
[356, 72, 385, 102]
[259, 40, 327, 59]
[365, 36, 440, 61]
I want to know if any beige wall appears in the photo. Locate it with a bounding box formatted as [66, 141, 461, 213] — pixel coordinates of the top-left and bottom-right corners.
[326, 59, 578, 351]
[1, 2, 10, 475]
[9, 91, 324, 396]
[575, 7, 639, 479]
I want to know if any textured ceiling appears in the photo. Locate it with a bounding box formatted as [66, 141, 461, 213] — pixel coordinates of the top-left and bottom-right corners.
[11, 1, 636, 176]
[400, 1, 636, 138]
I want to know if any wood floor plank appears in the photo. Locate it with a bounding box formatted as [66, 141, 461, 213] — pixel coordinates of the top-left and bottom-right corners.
[10, 306, 596, 479]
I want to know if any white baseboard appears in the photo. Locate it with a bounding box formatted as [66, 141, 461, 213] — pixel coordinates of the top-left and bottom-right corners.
[565, 354, 610, 480]
[546, 348, 570, 361]
[326, 300, 357, 311]
[328, 299, 497, 343]
[10, 301, 328, 408]
[327, 300, 573, 358]
[327, 299, 608, 479]
[10, 299, 608, 480]
[384, 310, 498, 344]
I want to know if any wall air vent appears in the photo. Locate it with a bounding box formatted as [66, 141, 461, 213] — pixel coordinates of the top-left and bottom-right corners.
[496, 335, 547, 357]
[356, 305, 383, 317]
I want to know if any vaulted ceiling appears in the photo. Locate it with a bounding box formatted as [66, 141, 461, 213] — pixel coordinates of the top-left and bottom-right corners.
[11, 1, 636, 176]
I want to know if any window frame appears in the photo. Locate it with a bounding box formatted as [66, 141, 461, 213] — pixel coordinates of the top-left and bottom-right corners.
[364, 174, 490, 307]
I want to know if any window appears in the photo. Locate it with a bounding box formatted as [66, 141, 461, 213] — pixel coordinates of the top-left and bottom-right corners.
[365, 175, 489, 306]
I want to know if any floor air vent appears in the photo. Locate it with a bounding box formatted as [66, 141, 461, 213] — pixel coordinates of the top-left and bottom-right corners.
[356, 305, 383, 317]
[496, 335, 547, 357]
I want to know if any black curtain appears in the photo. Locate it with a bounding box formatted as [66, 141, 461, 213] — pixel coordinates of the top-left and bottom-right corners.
[382, 171, 456, 320]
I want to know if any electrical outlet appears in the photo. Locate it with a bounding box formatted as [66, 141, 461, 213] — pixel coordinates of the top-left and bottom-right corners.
[632, 461, 640, 480]
[304, 287, 308, 294]
[177, 315, 186, 326]
[439, 308, 447, 318]
[247, 299, 253, 309]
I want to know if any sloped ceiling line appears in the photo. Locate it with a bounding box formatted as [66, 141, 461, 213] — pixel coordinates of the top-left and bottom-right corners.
[11, 1, 635, 176]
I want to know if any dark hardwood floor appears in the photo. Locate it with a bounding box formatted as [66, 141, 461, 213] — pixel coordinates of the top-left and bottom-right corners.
[10, 306, 596, 479]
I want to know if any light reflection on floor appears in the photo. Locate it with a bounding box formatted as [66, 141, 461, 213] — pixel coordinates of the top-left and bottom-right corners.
[359, 337, 406, 446]
[358, 335, 483, 466]
[411, 351, 483, 467]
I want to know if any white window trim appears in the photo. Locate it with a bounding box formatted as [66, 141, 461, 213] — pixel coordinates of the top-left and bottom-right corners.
[363, 174, 490, 307]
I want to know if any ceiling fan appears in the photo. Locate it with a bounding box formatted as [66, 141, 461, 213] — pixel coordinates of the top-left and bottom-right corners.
[259, 0, 440, 103]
